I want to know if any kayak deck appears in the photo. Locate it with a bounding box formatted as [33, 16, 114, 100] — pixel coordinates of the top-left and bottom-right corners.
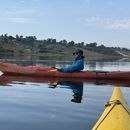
[92, 87, 130, 130]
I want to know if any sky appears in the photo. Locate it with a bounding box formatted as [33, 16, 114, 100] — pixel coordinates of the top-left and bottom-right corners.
[0, 0, 130, 48]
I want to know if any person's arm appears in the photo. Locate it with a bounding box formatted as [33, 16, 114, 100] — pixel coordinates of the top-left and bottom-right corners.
[60, 59, 84, 72]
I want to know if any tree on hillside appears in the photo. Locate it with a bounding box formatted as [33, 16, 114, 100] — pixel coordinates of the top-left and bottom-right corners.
[88, 42, 97, 47]
[46, 38, 54, 44]
[24, 36, 37, 44]
[3, 34, 8, 43]
[62, 40, 67, 45]
[81, 42, 85, 46]
[68, 41, 75, 46]
[98, 44, 105, 49]
[16, 34, 20, 41]
[52, 39, 57, 44]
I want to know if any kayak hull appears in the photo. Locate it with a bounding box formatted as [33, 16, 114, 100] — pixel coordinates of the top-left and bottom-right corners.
[0, 62, 130, 80]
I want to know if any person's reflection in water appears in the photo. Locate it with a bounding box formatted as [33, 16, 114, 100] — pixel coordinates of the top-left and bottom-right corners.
[49, 81, 83, 103]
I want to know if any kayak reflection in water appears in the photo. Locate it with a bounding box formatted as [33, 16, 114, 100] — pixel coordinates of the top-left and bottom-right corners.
[49, 81, 83, 103]
[54, 49, 85, 72]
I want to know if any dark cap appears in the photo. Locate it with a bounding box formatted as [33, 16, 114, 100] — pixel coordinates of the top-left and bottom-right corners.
[73, 49, 83, 55]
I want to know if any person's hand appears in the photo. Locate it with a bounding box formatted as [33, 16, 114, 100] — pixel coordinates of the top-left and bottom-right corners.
[51, 67, 57, 69]
[52, 67, 62, 72]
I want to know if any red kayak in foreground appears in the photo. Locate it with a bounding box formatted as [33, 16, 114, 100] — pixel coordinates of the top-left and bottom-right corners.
[0, 62, 130, 80]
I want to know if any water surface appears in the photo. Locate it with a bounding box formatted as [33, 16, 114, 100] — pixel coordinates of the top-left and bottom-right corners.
[0, 60, 130, 130]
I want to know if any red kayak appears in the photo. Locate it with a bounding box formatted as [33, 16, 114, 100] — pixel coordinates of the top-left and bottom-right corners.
[0, 62, 130, 80]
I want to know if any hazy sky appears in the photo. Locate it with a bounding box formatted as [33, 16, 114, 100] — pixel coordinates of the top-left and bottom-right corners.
[0, 0, 130, 48]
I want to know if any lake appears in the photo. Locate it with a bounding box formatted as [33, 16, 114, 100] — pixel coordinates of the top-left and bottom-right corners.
[0, 60, 130, 130]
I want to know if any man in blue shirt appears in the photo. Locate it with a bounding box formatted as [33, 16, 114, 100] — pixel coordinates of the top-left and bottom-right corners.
[58, 49, 84, 72]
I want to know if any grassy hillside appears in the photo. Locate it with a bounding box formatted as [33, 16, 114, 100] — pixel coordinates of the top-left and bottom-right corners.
[0, 34, 130, 61]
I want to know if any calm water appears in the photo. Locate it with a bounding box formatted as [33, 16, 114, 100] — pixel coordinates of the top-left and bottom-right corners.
[0, 60, 130, 130]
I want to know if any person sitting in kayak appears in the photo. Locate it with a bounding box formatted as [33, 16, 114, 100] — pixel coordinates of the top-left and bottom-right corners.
[57, 49, 85, 72]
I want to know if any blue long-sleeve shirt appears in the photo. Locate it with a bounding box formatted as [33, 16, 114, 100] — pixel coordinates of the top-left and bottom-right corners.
[60, 58, 84, 72]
